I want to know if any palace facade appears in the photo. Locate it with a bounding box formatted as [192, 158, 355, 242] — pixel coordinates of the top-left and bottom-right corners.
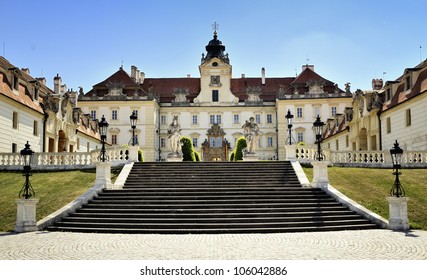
[78, 31, 353, 161]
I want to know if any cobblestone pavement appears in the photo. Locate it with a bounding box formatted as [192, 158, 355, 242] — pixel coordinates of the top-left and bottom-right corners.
[0, 229, 426, 260]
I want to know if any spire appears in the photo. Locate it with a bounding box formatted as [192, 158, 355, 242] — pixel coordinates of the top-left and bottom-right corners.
[201, 23, 229, 64]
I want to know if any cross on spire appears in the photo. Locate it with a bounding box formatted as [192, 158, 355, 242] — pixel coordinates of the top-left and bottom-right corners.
[212, 22, 219, 34]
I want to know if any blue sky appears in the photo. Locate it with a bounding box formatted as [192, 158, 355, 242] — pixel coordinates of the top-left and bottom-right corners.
[2, 0, 426, 93]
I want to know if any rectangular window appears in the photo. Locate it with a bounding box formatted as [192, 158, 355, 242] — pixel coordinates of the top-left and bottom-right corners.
[90, 110, 96, 120]
[336, 140, 339, 151]
[12, 143, 17, 153]
[192, 115, 198, 124]
[192, 138, 198, 147]
[297, 132, 304, 143]
[12, 112, 18, 129]
[212, 90, 219, 102]
[346, 135, 349, 147]
[314, 107, 320, 118]
[210, 75, 220, 85]
[267, 114, 272, 123]
[111, 135, 117, 145]
[233, 114, 239, 124]
[267, 137, 273, 147]
[210, 137, 216, 147]
[33, 120, 38, 136]
[210, 115, 215, 124]
[160, 138, 166, 148]
[406, 109, 411, 126]
[297, 107, 303, 118]
[331, 107, 337, 116]
[216, 115, 221, 124]
[112, 110, 118, 120]
[77, 138, 80, 150]
[87, 142, 90, 152]
[255, 114, 261, 124]
[386, 117, 391, 133]
[161, 115, 166, 125]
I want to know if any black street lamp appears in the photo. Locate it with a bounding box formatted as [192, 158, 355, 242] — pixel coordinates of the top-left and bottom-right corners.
[313, 115, 325, 161]
[390, 140, 405, 197]
[19, 141, 35, 199]
[130, 111, 138, 146]
[99, 115, 109, 162]
[285, 109, 294, 145]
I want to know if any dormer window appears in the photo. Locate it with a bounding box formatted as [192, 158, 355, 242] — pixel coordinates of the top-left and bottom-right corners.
[386, 88, 391, 101]
[405, 76, 411, 91]
[12, 74, 19, 90]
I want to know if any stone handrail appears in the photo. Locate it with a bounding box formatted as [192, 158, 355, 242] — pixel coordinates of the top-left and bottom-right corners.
[0, 146, 130, 170]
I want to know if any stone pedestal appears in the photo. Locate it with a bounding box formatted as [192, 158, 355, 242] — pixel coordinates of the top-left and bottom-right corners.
[243, 153, 259, 161]
[312, 161, 329, 188]
[387, 197, 410, 230]
[167, 153, 182, 162]
[96, 161, 112, 188]
[15, 198, 39, 232]
[128, 145, 139, 162]
[285, 145, 296, 161]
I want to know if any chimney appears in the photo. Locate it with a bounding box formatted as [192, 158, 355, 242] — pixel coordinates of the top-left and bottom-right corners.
[302, 64, 315, 72]
[36, 77, 46, 85]
[53, 74, 62, 94]
[241, 73, 245, 78]
[131, 65, 137, 80]
[60, 84, 67, 95]
[187, 74, 191, 78]
[21, 68, 30, 75]
[372, 79, 383, 90]
[261, 67, 266, 85]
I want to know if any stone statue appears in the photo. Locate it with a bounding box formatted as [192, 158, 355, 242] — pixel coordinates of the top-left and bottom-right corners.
[167, 116, 182, 155]
[242, 117, 262, 154]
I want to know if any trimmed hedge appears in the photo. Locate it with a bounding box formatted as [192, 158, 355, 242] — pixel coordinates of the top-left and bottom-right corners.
[180, 136, 196, 161]
[194, 150, 201, 161]
[234, 136, 247, 161]
[229, 150, 235, 161]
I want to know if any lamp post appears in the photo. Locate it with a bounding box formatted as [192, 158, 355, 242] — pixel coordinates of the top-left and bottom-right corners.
[285, 109, 294, 145]
[130, 111, 138, 146]
[19, 141, 35, 199]
[390, 140, 405, 197]
[99, 115, 109, 162]
[313, 115, 325, 161]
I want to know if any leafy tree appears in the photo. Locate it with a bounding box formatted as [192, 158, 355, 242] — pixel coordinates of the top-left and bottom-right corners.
[138, 149, 144, 162]
[194, 150, 201, 162]
[234, 137, 247, 161]
[180, 136, 196, 161]
[229, 150, 235, 161]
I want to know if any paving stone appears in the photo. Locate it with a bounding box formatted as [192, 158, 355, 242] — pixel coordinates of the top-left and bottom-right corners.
[0, 229, 426, 260]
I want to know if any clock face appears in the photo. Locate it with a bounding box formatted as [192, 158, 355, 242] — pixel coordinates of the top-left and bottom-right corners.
[212, 62, 218, 67]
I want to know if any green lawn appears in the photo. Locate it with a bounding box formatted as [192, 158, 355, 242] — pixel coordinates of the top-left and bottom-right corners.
[1, 166, 426, 232]
[0, 168, 120, 232]
[303, 167, 427, 230]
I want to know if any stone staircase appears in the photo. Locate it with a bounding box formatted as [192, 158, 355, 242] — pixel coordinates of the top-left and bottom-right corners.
[47, 161, 380, 233]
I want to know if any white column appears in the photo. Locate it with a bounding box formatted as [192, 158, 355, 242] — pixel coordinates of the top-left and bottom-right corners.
[15, 199, 39, 232]
[312, 161, 329, 188]
[128, 145, 139, 162]
[96, 161, 112, 188]
[285, 145, 296, 161]
[387, 197, 410, 230]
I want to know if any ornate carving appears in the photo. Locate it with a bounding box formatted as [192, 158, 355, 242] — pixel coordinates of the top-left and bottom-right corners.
[43, 94, 59, 113]
[106, 81, 125, 96]
[172, 88, 189, 103]
[246, 86, 262, 102]
[307, 80, 325, 94]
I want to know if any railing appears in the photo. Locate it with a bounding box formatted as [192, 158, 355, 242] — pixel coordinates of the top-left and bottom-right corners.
[0, 146, 130, 171]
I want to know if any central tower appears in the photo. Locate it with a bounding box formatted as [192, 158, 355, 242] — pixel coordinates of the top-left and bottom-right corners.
[194, 28, 238, 105]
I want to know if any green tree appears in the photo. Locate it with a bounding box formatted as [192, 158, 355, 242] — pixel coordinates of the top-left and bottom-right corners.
[180, 136, 196, 161]
[234, 136, 247, 161]
[138, 149, 144, 162]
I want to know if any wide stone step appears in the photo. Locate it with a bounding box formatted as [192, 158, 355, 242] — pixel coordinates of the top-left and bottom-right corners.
[97, 193, 330, 199]
[71, 210, 357, 218]
[90, 197, 337, 203]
